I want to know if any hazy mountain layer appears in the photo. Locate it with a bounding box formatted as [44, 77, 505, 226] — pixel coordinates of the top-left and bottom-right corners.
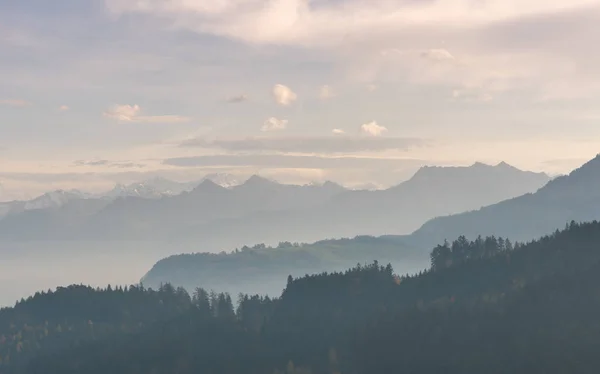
[412, 154, 600, 245]
[0, 162, 548, 246]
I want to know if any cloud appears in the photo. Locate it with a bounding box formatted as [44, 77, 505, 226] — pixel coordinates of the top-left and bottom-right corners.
[58, 105, 70, 112]
[106, 0, 598, 47]
[226, 94, 248, 103]
[73, 160, 146, 169]
[180, 135, 426, 154]
[360, 121, 387, 137]
[420, 49, 455, 62]
[452, 89, 494, 103]
[261, 117, 288, 132]
[104, 0, 600, 101]
[332, 129, 345, 135]
[103, 104, 141, 121]
[163, 154, 426, 170]
[319, 85, 335, 100]
[366, 84, 377, 92]
[272, 84, 297, 106]
[0, 99, 30, 107]
[103, 104, 190, 123]
[74, 160, 109, 167]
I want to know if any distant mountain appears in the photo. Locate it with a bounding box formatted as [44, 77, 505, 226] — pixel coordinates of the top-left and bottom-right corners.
[0, 190, 92, 220]
[23, 190, 91, 210]
[411, 154, 600, 245]
[0, 162, 549, 244]
[101, 174, 243, 199]
[104, 183, 166, 199]
[199, 173, 242, 189]
[170, 162, 550, 247]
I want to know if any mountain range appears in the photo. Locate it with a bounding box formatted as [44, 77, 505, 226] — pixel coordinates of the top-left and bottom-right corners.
[0, 162, 549, 249]
[0, 173, 242, 220]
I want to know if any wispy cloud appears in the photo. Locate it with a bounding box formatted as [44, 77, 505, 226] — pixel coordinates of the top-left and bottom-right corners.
[0, 99, 31, 107]
[261, 117, 288, 132]
[163, 154, 426, 169]
[420, 49, 455, 62]
[106, 0, 598, 47]
[366, 84, 377, 92]
[103, 104, 190, 123]
[73, 159, 146, 169]
[452, 89, 494, 103]
[319, 85, 335, 100]
[58, 105, 70, 112]
[180, 135, 427, 154]
[332, 129, 345, 135]
[226, 94, 248, 103]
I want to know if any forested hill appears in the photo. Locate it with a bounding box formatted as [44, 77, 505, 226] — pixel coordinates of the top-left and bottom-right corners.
[140, 235, 426, 297]
[5, 221, 600, 373]
[412, 153, 600, 245]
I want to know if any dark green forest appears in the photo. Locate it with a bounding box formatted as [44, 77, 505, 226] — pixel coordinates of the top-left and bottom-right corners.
[3, 221, 600, 373]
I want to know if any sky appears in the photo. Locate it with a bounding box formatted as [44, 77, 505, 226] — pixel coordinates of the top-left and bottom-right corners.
[1, 0, 600, 200]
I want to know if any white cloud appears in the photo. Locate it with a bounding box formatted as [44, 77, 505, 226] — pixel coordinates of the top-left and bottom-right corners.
[319, 85, 335, 100]
[0, 99, 30, 107]
[272, 84, 297, 106]
[360, 121, 387, 137]
[104, 104, 140, 121]
[103, 104, 190, 123]
[332, 129, 345, 135]
[58, 105, 70, 112]
[261, 117, 288, 132]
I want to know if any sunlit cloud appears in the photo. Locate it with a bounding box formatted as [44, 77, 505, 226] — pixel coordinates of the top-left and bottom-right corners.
[261, 117, 288, 132]
[103, 104, 190, 123]
[272, 84, 297, 106]
[0, 99, 30, 107]
[360, 121, 387, 137]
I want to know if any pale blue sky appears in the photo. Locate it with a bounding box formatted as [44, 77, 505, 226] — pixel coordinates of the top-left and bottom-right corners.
[1, 0, 600, 199]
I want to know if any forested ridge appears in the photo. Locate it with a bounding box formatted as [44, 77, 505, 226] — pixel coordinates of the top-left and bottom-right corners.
[3, 221, 600, 373]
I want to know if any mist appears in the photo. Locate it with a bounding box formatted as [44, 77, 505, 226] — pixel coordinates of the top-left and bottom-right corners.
[0, 241, 179, 307]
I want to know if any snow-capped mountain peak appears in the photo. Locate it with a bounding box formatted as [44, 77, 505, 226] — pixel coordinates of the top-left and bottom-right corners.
[23, 189, 89, 210]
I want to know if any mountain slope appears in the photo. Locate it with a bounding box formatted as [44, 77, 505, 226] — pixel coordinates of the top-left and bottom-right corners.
[412, 154, 600, 245]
